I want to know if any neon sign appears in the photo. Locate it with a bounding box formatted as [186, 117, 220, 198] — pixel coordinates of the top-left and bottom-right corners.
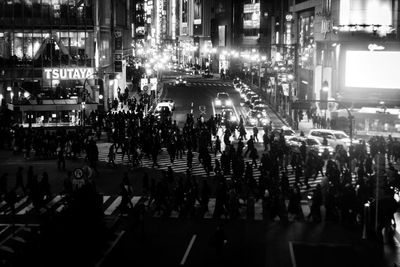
[43, 68, 94, 80]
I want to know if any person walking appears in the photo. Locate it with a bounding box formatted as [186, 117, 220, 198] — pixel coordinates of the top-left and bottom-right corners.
[119, 173, 134, 215]
[57, 146, 66, 171]
[211, 224, 227, 257]
[214, 135, 222, 156]
[15, 167, 25, 196]
[244, 136, 255, 157]
[253, 126, 259, 142]
[108, 144, 117, 168]
[0, 173, 8, 200]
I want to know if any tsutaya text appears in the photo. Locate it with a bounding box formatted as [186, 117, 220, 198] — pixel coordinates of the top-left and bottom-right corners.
[43, 68, 95, 80]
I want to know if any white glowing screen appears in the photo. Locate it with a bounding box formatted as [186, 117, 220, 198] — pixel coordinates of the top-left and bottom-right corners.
[340, 0, 392, 26]
[345, 51, 400, 89]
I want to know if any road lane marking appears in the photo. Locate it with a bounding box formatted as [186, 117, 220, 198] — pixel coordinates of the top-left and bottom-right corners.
[211, 100, 216, 117]
[103, 195, 110, 203]
[105, 196, 121, 215]
[288, 241, 297, 267]
[232, 103, 240, 123]
[95, 230, 126, 267]
[180, 234, 197, 265]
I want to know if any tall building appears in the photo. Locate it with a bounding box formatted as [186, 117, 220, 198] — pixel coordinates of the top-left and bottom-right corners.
[211, 0, 272, 73]
[0, 0, 134, 127]
[290, 0, 400, 133]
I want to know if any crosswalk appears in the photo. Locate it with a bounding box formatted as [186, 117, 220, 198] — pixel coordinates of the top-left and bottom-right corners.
[98, 145, 324, 194]
[0, 193, 311, 220]
[166, 82, 232, 87]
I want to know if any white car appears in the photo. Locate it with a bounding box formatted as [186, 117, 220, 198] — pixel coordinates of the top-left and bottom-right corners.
[156, 99, 175, 112]
[308, 129, 354, 150]
[287, 136, 335, 156]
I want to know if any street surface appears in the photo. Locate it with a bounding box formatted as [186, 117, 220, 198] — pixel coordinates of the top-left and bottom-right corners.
[0, 75, 399, 267]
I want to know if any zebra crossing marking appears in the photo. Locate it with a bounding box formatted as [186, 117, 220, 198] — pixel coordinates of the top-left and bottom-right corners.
[166, 82, 232, 87]
[0, 193, 317, 221]
[96, 146, 324, 194]
[105, 196, 121, 215]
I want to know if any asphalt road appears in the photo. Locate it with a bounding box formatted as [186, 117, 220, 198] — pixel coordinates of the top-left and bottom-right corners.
[103, 218, 383, 267]
[162, 76, 244, 128]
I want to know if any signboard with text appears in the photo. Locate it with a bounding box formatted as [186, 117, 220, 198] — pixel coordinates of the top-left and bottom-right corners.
[149, 78, 158, 91]
[43, 68, 94, 80]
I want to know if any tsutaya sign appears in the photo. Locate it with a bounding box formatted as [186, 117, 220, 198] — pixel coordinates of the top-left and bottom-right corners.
[43, 68, 95, 80]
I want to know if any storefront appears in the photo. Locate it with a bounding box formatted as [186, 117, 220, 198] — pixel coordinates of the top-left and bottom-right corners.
[8, 99, 98, 128]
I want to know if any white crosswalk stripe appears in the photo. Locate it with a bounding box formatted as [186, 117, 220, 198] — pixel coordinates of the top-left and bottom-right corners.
[166, 82, 232, 87]
[0, 193, 313, 220]
[97, 146, 324, 194]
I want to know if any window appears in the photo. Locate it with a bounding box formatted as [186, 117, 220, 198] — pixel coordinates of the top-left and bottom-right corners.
[244, 28, 259, 36]
[334, 133, 348, 139]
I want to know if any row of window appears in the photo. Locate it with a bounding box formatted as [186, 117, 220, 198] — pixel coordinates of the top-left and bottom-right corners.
[0, 1, 93, 21]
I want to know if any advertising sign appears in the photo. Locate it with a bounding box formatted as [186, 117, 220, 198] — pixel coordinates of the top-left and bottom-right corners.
[218, 25, 226, 47]
[345, 51, 400, 89]
[141, 78, 149, 91]
[43, 68, 94, 80]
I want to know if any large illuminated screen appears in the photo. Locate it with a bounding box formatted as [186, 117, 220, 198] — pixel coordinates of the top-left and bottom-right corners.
[345, 51, 400, 89]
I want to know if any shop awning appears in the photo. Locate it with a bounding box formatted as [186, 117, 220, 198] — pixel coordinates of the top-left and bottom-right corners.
[8, 103, 99, 112]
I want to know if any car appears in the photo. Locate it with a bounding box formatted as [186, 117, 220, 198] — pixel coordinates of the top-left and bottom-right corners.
[184, 67, 195, 75]
[271, 126, 296, 140]
[159, 99, 175, 111]
[233, 77, 241, 85]
[244, 92, 257, 102]
[215, 92, 233, 108]
[253, 104, 268, 117]
[308, 129, 354, 150]
[175, 76, 187, 86]
[246, 110, 269, 126]
[202, 70, 214, 78]
[220, 108, 238, 124]
[234, 82, 242, 92]
[154, 105, 172, 120]
[287, 136, 335, 156]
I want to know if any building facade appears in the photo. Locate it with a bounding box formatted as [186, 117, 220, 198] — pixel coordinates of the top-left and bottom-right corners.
[0, 0, 134, 127]
[289, 0, 400, 133]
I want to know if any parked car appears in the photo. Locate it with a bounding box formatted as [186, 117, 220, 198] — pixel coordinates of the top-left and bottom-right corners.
[246, 110, 269, 126]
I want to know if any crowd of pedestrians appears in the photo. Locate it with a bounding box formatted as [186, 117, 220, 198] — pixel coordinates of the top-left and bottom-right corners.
[1, 91, 400, 243]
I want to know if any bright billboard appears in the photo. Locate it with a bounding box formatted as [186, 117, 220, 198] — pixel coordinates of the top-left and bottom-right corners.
[345, 51, 400, 89]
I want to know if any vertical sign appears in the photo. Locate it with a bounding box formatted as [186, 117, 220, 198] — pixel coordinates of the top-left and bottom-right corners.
[193, 0, 202, 35]
[114, 53, 123, 73]
[218, 25, 226, 47]
[115, 30, 122, 51]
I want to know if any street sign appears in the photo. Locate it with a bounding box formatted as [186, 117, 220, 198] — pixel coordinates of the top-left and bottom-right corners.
[115, 60, 122, 73]
[73, 168, 84, 179]
[115, 53, 122, 61]
[149, 78, 158, 91]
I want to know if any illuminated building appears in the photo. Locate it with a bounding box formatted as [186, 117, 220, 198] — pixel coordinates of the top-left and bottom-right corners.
[211, 0, 272, 73]
[290, 0, 400, 134]
[0, 0, 134, 127]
